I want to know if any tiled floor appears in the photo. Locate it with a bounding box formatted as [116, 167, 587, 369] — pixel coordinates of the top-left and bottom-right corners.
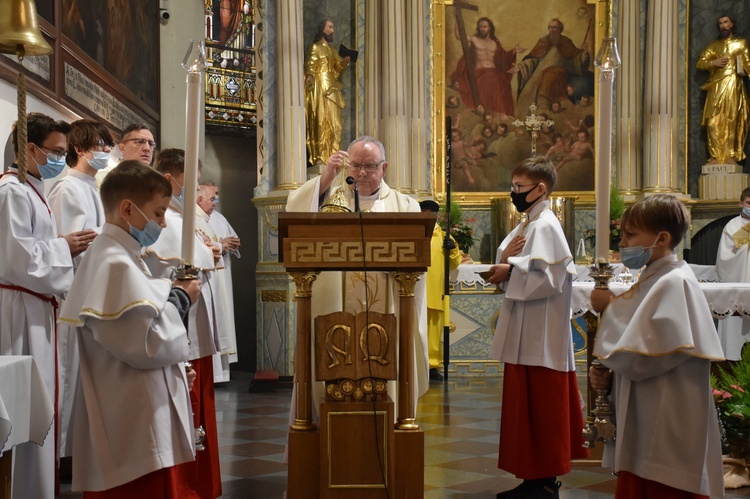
[60, 372, 750, 498]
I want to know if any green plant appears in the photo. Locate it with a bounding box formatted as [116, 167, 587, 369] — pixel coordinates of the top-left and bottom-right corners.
[438, 203, 476, 253]
[585, 188, 625, 252]
[712, 343, 750, 461]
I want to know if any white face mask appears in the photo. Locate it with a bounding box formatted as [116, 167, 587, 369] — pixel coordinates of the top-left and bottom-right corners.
[86, 150, 111, 170]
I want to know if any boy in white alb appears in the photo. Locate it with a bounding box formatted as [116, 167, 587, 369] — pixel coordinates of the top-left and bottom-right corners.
[486, 156, 587, 498]
[48, 119, 114, 458]
[0, 113, 96, 499]
[141, 148, 222, 499]
[715, 186, 750, 359]
[590, 194, 725, 498]
[60, 160, 200, 497]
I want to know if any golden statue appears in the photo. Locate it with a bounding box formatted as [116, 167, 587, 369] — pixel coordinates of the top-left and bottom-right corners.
[697, 15, 750, 165]
[305, 19, 351, 166]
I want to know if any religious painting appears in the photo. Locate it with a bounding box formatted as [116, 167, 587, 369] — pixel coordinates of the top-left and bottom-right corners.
[60, 0, 159, 112]
[433, 0, 601, 203]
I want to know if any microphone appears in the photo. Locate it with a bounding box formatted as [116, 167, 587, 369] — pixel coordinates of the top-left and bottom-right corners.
[346, 176, 360, 213]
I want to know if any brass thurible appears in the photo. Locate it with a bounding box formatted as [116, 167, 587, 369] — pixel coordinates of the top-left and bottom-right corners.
[583, 360, 616, 448]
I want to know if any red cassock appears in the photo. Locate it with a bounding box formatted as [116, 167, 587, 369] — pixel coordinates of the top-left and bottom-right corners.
[498, 364, 588, 479]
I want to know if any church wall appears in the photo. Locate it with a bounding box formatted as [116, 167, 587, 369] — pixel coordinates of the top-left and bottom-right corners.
[0, 77, 78, 166]
[158, 0, 205, 152]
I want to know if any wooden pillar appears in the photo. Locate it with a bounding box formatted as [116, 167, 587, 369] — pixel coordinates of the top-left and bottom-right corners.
[289, 272, 318, 430]
[392, 272, 420, 430]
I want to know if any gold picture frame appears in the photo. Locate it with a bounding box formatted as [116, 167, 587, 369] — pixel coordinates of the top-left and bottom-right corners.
[431, 0, 606, 207]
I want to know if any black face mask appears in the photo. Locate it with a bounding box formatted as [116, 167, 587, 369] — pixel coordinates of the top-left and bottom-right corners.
[510, 184, 541, 212]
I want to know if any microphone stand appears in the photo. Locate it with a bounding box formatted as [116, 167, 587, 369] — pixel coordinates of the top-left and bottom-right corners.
[346, 176, 360, 213]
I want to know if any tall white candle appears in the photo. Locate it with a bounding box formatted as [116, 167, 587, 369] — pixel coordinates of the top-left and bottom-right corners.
[595, 69, 614, 263]
[181, 40, 208, 268]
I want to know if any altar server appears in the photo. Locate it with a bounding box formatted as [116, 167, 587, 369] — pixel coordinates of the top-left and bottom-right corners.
[48, 119, 113, 458]
[485, 156, 587, 498]
[590, 194, 725, 497]
[142, 148, 222, 499]
[0, 113, 96, 499]
[60, 161, 199, 496]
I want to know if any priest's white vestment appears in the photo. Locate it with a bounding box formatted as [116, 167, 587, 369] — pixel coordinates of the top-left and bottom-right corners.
[715, 214, 750, 360]
[286, 177, 429, 421]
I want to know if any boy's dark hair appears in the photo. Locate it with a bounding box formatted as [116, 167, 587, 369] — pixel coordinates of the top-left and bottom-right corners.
[620, 194, 689, 250]
[154, 148, 202, 176]
[66, 119, 115, 166]
[741, 186, 750, 202]
[100, 160, 171, 213]
[511, 156, 557, 193]
[12, 113, 71, 155]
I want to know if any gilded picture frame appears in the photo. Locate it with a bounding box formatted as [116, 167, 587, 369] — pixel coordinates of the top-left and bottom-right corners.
[431, 0, 605, 207]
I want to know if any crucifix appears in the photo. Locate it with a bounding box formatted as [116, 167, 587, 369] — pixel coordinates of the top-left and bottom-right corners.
[512, 103, 554, 156]
[452, 1, 481, 109]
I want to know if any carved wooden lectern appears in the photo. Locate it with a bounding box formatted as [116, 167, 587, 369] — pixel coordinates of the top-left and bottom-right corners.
[278, 212, 435, 499]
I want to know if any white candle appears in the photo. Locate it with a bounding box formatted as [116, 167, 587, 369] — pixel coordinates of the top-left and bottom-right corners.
[181, 51, 203, 267]
[595, 69, 614, 263]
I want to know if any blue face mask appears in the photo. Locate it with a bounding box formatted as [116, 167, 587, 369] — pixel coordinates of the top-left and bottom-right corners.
[86, 150, 111, 170]
[173, 177, 184, 204]
[213, 195, 219, 204]
[620, 235, 660, 271]
[33, 145, 66, 179]
[742, 207, 750, 219]
[128, 204, 163, 247]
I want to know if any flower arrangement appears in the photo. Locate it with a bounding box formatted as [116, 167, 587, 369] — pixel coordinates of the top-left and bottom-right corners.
[712, 343, 750, 462]
[584, 188, 626, 252]
[438, 203, 476, 253]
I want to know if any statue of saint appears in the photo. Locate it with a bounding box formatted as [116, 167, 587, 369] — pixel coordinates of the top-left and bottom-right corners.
[697, 15, 750, 165]
[304, 19, 351, 166]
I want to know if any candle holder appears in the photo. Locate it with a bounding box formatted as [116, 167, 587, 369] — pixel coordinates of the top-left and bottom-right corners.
[175, 263, 200, 281]
[582, 360, 617, 448]
[184, 361, 206, 451]
[588, 261, 615, 290]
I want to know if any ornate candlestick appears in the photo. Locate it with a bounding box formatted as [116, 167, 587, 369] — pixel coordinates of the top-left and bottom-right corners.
[181, 40, 208, 448]
[583, 15, 620, 448]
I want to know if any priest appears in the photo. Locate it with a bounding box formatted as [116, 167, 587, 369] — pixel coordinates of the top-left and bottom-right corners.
[285, 135, 429, 420]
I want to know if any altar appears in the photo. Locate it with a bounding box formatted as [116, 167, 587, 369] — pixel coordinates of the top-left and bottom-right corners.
[0, 356, 54, 499]
[446, 263, 744, 376]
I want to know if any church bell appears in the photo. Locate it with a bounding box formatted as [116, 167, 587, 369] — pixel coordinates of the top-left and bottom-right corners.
[0, 0, 52, 57]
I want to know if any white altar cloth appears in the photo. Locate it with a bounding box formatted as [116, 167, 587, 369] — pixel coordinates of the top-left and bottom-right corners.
[452, 263, 720, 285]
[571, 281, 750, 320]
[0, 356, 54, 455]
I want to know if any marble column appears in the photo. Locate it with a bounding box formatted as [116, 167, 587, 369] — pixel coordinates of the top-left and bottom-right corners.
[407, 0, 429, 196]
[275, 0, 307, 190]
[381, 0, 410, 191]
[254, 0, 266, 187]
[363, 0, 381, 138]
[642, 0, 681, 193]
[615, 0, 642, 196]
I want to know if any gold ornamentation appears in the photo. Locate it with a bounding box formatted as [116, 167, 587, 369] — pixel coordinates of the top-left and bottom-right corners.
[392, 272, 422, 297]
[260, 290, 287, 302]
[325, 377, 388, 401]
[325, 324, 353, 368]
[359, 323, 389, 365]
[289, 272, 318, 297]
[289, 241, 419, 264]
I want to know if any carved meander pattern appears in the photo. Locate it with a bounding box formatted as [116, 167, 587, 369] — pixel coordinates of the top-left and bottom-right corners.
[289, 241, 419, 264]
